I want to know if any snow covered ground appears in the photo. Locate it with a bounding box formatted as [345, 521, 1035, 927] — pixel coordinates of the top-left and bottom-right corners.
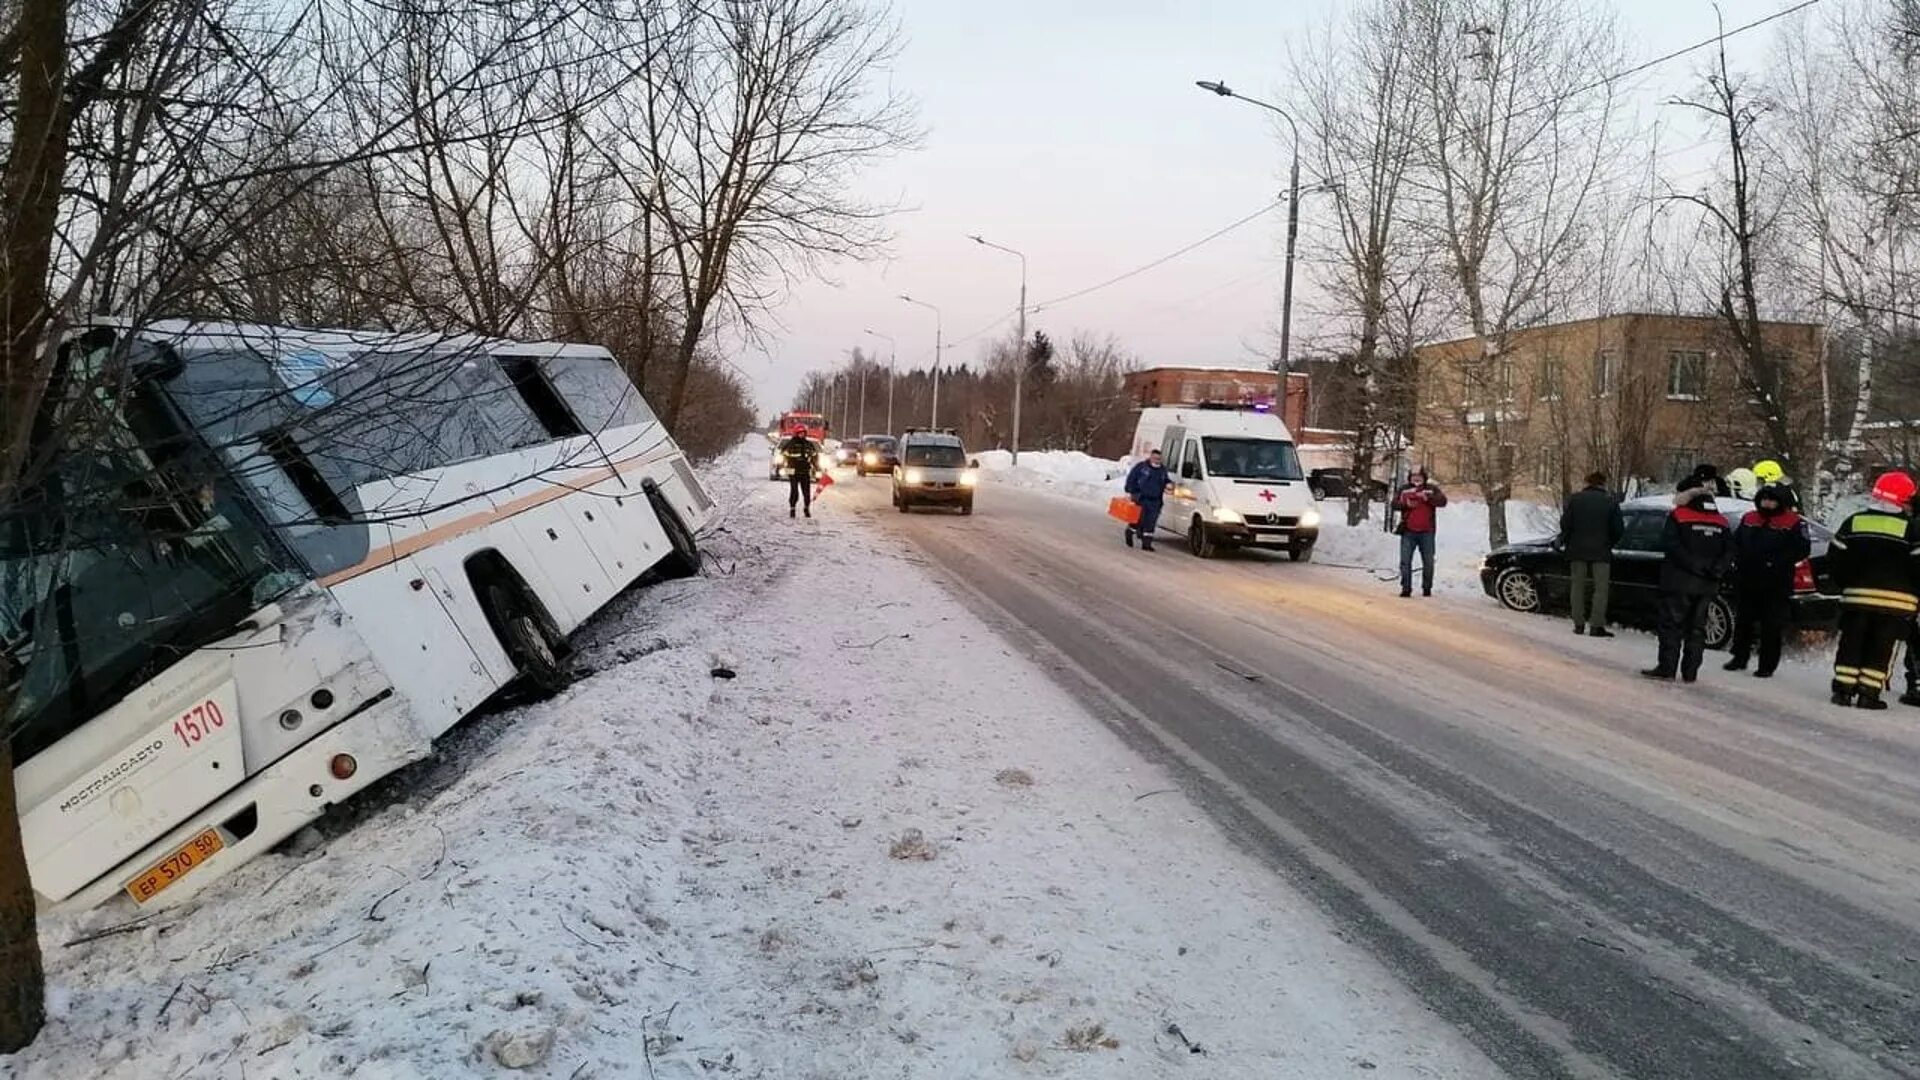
[11, 445, 1495, 1080]
[977, 449, 1555, 595]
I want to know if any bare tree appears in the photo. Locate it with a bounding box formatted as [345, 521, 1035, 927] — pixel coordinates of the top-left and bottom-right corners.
[628, 0, 918, 427]
[1296, 0, 1427, 525]
[1771, 1, 1920, 504]
[1663, 20, 1812, 478]
[1407, 0, 1626, 547]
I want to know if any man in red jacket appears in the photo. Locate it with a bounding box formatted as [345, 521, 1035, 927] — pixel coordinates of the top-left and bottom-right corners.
[1392, 469, 1449, 598]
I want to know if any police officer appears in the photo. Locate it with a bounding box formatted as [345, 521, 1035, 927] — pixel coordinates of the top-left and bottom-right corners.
[779, 426, 818, 518]
[1828, 470, 1920, 709]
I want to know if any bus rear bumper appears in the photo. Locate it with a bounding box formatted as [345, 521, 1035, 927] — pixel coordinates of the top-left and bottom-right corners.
[57, 692, 431, 913]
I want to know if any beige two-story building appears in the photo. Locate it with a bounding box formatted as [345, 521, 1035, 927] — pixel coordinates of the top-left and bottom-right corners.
[1412, 313, 1824, 501]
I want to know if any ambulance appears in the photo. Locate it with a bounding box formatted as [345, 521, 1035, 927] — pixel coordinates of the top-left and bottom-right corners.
[1130, 404, 1321, 560]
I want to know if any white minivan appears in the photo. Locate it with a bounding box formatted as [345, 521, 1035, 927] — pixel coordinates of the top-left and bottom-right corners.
[1130, 405, 1321, 560]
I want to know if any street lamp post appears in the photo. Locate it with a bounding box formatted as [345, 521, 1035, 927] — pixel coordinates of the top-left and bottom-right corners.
[969, 235, 1027, 464]
[899, 295, 943, 427]
[857, 355, 868, 436]
[1197, 79, 1301, 407]
[864, 329, 896, 434]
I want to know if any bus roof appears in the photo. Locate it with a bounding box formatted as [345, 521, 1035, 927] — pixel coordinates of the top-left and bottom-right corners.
[89, 317, 619, 366]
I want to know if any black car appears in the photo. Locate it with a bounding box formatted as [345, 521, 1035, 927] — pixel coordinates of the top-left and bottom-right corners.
[1308, 467, 1390, 502]
[857, 435, 900, 476]
[1478, 495, 1840, 649]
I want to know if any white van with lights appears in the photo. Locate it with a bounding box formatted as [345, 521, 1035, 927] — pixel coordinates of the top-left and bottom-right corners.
[1130, 404, 1320, 560]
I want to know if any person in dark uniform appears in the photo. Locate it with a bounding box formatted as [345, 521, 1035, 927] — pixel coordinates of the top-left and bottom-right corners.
[1828, 470, 1920, 709]
[1724, 484, 1812, 678]
[780, 427, 818, 518]
[1643, 488, 1734, 683]
[1674, 463, 1731, 503]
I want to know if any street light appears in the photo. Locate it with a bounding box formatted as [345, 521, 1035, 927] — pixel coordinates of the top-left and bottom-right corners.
[969, 234, 1027, 464]
[899, 294, 943, 427]
[864, 328, 895, 434]
[1196, 78, 1302, 402]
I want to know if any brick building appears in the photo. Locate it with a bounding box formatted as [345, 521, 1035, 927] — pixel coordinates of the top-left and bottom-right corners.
[1121, 366, 1310, 434]
[1412, 313, 1824, 501]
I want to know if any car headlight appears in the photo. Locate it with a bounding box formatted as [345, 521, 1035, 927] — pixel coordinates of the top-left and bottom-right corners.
[1212, 507, 1244, 524]
[960, 470, 978, 487]
[863, 452, 877, 465]
[904, 468, 925, 485]
[1299, 509, 1321, 529]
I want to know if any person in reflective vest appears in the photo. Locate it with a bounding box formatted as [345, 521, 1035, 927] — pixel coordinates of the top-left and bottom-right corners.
[1828, 470, 1920, 709]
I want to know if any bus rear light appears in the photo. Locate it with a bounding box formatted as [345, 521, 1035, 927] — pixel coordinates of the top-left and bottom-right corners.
[310, 688, 334, 710]
[329, 754, 358, 780]
[279, 709, 303, 731]
[1793, 559, 1816, 593]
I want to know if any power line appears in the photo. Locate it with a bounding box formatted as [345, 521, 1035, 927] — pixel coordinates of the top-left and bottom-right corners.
[1030, 200, 1283, 314]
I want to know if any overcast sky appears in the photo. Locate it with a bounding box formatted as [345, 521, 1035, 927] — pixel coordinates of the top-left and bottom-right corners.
[738, 0, 1788, 415]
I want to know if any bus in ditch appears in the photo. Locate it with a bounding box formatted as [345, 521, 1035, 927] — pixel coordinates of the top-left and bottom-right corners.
[3, 319, 713, 911]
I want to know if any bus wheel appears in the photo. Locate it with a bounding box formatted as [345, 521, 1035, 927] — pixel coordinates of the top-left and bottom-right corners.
[651, 496, 700, 579]
[488, 584, 570, 695]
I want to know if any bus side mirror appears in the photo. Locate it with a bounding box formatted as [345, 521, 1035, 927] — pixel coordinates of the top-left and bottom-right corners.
[969, 458, 980, 469]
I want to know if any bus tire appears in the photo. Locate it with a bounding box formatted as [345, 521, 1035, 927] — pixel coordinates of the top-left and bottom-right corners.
[650, 494, 700, 579]
[486, 584, 570, 695]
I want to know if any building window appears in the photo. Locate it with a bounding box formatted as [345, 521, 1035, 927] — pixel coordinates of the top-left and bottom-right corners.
[1537, 355, 1562, 401]
[1593, 350, 1617, 397]
[1667, 350, 1705, 400]
[1495, 357, 1516, 402]
[1534, 450, 1560, 488]
[1666, 448, 1701, 483]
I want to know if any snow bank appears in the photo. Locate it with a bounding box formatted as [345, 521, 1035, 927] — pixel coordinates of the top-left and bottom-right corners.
[11, 442, 1491, 1080]
[978, 450, 1554, 594]
[973, 448, 1125, 505]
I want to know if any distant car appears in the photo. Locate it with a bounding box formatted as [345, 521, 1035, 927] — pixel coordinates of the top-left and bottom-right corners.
[832, 442, 861, 468]
[1308, 468, 1390, 502]
[857, 435, 899, 476]
[1478, 495, 1839, 649]
[893, 429, 976, 514]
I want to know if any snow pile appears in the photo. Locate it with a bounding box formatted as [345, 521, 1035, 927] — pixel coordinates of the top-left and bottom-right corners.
[973, 448, 1125, 504]
[1310, 499, 1559, 595]
[9, 442, 1492, 1079]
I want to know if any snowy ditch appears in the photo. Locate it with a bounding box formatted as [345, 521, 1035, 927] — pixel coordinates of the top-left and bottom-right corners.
[11, 445, 1493, 1080]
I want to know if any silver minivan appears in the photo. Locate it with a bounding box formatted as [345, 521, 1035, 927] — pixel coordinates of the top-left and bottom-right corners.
[892, 429, 977, 514]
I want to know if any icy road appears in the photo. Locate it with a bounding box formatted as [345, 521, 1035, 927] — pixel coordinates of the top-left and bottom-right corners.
[848, 472, 1920, 1080]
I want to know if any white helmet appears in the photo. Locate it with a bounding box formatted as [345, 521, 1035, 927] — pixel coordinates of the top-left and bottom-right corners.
[1725, 467, 1758, 500]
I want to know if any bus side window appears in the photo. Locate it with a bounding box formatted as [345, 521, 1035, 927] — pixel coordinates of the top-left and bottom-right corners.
[260, 429, 350, 524]
[1163, 441, 1182, 477]
[1186, 439, 1204, 479]
[497, 354, 584, 439]
[545, 355, 651, 436]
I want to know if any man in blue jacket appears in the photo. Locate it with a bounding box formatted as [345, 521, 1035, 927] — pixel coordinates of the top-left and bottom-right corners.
[1124, 448, 1171, 551]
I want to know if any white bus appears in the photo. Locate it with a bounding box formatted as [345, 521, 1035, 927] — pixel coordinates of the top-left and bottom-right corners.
[3, 320, 713, 911]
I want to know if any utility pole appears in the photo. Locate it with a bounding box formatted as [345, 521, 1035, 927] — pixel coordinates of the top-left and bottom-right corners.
[900, 295, 943, 427]
[1196, 80, 1301, 404]
[970, 236, 1028, 463]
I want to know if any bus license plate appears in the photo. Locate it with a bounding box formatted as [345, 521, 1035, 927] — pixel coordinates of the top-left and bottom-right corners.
[125, 829, 225, 904]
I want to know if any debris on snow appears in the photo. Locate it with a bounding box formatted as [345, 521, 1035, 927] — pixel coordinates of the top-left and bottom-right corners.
[1061, 1021, 1122, 1051]
[994, 767, 1036, 787]
[887, 828, 938, 861]
[484, 1027, 555, 1070]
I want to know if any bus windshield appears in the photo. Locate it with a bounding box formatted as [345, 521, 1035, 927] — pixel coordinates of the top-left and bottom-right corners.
[1202, 437, 1304, 482]
[3, 350, 303, 764]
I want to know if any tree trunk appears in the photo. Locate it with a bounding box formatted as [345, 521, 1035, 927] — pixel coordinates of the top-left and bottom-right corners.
[1486, 493, 1509, 551]
[0, 738, 44, 1053]
[0, 0, 72, 1050]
